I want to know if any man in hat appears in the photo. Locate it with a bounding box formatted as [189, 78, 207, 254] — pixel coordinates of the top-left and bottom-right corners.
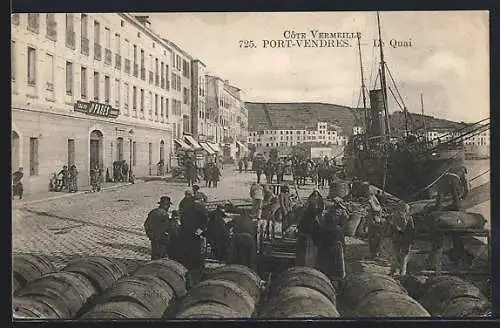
[227, 212, 258, 270]
[205, 204, 231, 262]
[192, 184, 208, 203]
[144, 196, 174, 260]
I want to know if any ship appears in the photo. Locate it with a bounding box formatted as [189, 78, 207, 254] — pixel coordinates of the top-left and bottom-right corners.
[343, 12, 489, 201]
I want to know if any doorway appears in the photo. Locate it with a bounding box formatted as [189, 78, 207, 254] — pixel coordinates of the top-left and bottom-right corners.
[89, 130, 103, 170]
[117, 137, 124, 161]
[12, 131, 20, 171]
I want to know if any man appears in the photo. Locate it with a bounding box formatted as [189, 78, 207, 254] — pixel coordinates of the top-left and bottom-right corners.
[12, 167, 24, 200]
[243, 157, 249, 172]
[58, 165, 69, 191]
[436, 166, 468, 211]
[69, 165, 78, 192]
[185, 156, 196, 187]
[227, 213, 258, 270]
[367, 191, 385, 259]
[238, 159, 243, 173]
[205, 205, 231, 262]
[278, 185, 293, 231]
[296, 189, 325, 267]
[192, 185, 208, 203]
[144, 196, 174, 260]
[388, 202, 415, 276]
[209, 162, 222, 188]
[254, 156, 263, 184]
[250, 182, 264, 221]
[179, 190, 194, 223]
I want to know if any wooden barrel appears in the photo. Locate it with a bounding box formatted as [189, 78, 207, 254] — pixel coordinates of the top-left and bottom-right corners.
[329, 180, 350, 199]
[203, 265, 262, 304]
[13, 296, 65, 319]
[270, 266, 336, 305]
[430, 211, 486, 230]
[15, 271, 98, 318]
[343, 205, 364, 237]
[98, 274, 175, 318]
[352, 291, 430, 317]
[176, 279, 255, 317]
[440, 296, 491, 317]
[340, 273, 407, 311]
[261, 286, 339, 318]
[13, 254, 56, 287]
[81, 301, 152, 319]
[62, 256, 128, 294]
[134, 259, 188, 299]
[420, 275, 485, 315]
[175, 302, 242, 319]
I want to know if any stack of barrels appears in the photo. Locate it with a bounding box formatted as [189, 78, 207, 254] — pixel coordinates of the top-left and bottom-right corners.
[81, 258, 188, 319]
[259, 267, 339, 318]
[418, 275, 490, 317]
[171, 265, 262, 318]
[338, 272, 430, 317]
[13, 255, 127, 319]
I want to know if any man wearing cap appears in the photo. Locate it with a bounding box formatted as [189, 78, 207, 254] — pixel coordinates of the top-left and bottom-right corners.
[192, 185, 208, 203]
[144, 196, 174, 260]
[388, 202, 415, 276]
[205, 204, 231, 262]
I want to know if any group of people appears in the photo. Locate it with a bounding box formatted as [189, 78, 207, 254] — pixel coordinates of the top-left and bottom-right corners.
[252, 155, 289, 185]
[144, 184, 259, 285]
[237, 157, 249, 173]
[183, 155, 223, 188]
[49, 165, 79, 193]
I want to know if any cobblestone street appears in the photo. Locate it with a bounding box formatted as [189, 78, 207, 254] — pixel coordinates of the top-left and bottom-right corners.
[13, 166, 272, 265]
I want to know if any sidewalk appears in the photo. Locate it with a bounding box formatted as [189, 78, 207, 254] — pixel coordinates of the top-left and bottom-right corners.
[12, 181, 136, 208]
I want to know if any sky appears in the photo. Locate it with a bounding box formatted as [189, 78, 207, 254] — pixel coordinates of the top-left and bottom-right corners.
[144, 11, 489, 123]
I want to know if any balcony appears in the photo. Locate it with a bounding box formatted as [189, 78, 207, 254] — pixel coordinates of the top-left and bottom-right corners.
[133, 64, 139, 77]
[115, 54, 121, 70]
[124, 59, 131, 74]
[155, 74, 159, 86]
[65, 31, 76, 49]
[161, 78, 165, 89]
[46, 22, 57, 41]
[104, 49, 112, 65]
[81, 37, 89, 56]
[94, 43, 102, 61]
[148, 71, 154, 84]
[141, 68, 146, 81]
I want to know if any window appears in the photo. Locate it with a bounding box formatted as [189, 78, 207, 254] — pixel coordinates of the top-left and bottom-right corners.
[176, 55, 181, 70]
[124, 82, 129, 109]
[93, 72, 99, 100]
[105, 27, 111, 48]
[29, 137, 39, 176]
[115, 79, 120, 107]
[140, 49, 144, 67]
[171, 73, 176, 90]
[132, 86, 137, 109]
[45, 53, 55, 91]
[67, 139, 75, 167]
[80, 67, 87, 98]
[160, 96, 164, 117]
[115, 33, 120, 54]
[65, 61, 73, 95]
[133, 45, 137, 63]
[155, 94, 158, 116]
[11, 41, 16, 81]
[155, 58, 159, 74]
[93, 20, 100, 44]
[125, 39, 130, 57]
[27, 47, 36, 85]
[27, 14, 40, 33]
[81, 14, 88, 38]
[46, 14, 57, 40]
[165, 98, 169, 117]
[183, 87, 189, 105]
[132, 141, 137, 166]
[140, 89, 144, 112]
[66, 14, 74, 32]
[104, 75, 110, 103]
[148, 92, 153, 116]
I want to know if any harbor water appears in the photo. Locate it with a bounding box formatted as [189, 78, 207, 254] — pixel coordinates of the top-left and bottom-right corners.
[465, 159, 491, 228]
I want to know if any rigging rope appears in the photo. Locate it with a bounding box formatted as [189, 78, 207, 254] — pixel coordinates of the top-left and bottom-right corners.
[469, 169, 490, 182]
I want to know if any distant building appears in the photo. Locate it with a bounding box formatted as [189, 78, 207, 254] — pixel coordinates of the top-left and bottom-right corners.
[248, 121, 347, 154]
[353, 126, 365, 135]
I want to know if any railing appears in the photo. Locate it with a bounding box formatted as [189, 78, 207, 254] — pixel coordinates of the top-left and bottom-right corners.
[124, 59, 131, 74]
[115, 54, 121, 70]
[149, 71, 154, 84]
[141, 68, 146, 80]
[94, 43, 102, 61]
[133, 64, 138, 77]
[104, 49, 112, 65]
[81, 37, 89, 55]
[46, 22, 57, 41]
[65, 31, 76, 49]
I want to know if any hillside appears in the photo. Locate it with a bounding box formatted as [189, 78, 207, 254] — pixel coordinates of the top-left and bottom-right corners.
[246, 101, 466, 136]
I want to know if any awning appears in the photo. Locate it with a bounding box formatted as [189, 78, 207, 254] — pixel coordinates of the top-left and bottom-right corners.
[236, 141, 249, 153]
[184, 135, 202, 149]
[208, 142, 221, 153]
[199, 142, 216, 155]
[174, 139, 192, 150]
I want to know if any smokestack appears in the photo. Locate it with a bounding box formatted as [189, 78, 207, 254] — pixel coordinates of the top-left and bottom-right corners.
[369, 89, 386, 137]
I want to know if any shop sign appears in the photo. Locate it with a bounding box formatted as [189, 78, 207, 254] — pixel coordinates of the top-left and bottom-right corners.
[74, 101, 120, 118]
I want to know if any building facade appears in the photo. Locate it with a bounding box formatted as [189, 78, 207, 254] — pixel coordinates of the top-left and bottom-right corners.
[248, 121, 347, 154]
[11, 13, 176, 194]
[190, 59, 207, 139]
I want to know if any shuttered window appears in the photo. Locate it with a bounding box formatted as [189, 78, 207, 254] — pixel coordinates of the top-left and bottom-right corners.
[29, 137, 39, 176]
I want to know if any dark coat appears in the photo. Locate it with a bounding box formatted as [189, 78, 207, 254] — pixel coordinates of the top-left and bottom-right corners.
[205, 210, 230, 261]
[144, 207, 170, 241]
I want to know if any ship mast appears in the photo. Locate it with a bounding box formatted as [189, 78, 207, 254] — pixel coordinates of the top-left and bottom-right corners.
[376, 11, 391, 138]
[357, 34, 368, 131]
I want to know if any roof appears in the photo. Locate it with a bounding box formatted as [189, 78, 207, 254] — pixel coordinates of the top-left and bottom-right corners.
[162, 38, 193, 60]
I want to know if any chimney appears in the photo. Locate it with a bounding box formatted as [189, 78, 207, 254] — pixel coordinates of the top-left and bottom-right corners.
[135, 15, 151, 29]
